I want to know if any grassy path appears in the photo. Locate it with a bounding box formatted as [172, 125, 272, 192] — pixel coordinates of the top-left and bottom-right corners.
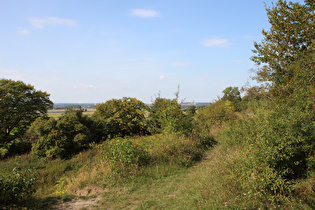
[57, 143, 241, 209]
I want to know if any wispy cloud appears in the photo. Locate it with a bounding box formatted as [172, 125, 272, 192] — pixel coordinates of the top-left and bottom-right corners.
[202, 37, 231, 48]
[159, 75, 165, 80]
[130, 9, 160, 18]
[17, 28, 31, 35]
[169, 62, 190, 67]
[29, 17, 77, 28]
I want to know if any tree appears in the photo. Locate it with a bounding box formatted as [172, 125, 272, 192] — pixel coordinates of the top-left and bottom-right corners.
[222, 86, 241, 110]
[31, 111, 92, 159]
[222, 86, 241, 102]
[92, 97, 149, 137]
[251, 0, 315, 85]
[0, 79, 53, 146]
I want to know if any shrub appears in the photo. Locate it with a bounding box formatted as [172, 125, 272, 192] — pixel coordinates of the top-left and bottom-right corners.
[103, 138, 149, 175]
[31, 111, 92, 159]
[146, 97, 193, 135]
[222, 86, 242, 110]
[0, 157, 39, 206]
[93, 97, 149, 137]
[146, 133, 215, 167]
[224, 99, 314, 204]
[194, 100, 236, 136]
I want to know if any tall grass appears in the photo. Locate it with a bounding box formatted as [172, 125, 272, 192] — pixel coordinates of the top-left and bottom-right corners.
[65, 133, 215, 191]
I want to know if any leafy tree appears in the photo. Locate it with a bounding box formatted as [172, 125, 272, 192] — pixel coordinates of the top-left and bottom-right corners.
[92, 97, 149, 137]
[222, 86, 241, 101]
[251, 0, 315, 85]
[31, 111, 92, 159]
[0, 79, 52, 146]
[233, 0, 315, 198]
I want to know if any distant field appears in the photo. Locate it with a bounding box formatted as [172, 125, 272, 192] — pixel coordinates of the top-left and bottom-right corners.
[48, 108, 95, 118]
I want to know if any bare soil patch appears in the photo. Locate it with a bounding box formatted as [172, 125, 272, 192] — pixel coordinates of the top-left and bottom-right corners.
[51, 186, 105, 210]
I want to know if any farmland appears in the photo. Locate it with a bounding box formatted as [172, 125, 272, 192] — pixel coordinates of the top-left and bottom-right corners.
[48, 108, 95, 118]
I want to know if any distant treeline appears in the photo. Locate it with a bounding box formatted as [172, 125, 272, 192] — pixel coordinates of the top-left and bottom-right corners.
[52, 102, 210, 109]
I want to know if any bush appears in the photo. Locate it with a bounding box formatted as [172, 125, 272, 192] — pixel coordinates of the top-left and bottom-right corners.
[146, 97, 193, 135]
[0, 157, 39, 206]
[93, 97, 149, 137]
[224, 99, 314, 204]
[194, 100, 237, 136]
[103, 138, 149, 175]
[31, 111, 92, 159]
[145, 133, 215, 167]
[102, 133, 215, 176]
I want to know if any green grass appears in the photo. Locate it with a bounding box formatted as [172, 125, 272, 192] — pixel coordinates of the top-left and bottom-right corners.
[1, 126, 314, 209]
[0, 149, 100, 208]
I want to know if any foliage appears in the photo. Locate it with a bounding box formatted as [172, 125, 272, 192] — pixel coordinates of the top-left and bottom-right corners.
[241, 85, 268, 102]
[251, 0, 315, 85]
[194, 99, 236, 135]
[222, 89, 314, 202]
[93, 97, 149, 137]
[102, 138, 149, 175]
[185, 105, 196, 116]
[223, 47, 315, 205]
[222, 86, 242, 110]
[146, 96, 193, 135]
[100, 132, 215, 178]
[0, 157, 39, 206]
[146, 133, 215, 167]
[270, 43, 315, 108]
[219, 0, 315, 206]
[31, 111, 92, 159]
[0, 79, 53, 148]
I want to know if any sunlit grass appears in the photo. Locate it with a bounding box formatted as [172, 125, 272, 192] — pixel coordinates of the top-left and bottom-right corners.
[1, 122, 314, 209]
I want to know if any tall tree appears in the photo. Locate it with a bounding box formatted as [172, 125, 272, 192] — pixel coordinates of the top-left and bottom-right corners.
[0, 79, 53, 145]
[251, 0, 315, 85]
[92, 97, 149, 137]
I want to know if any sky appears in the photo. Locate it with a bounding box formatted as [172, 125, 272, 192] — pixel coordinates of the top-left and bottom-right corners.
[0, 0, 305, 103]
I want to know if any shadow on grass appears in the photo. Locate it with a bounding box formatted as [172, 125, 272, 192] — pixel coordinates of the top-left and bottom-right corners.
[0, 195, 75, 210]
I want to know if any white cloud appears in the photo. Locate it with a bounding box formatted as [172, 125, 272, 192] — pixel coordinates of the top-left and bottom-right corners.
[17, 28, 31, 35]
[130, 9, 160, 18]
[29, 17, 77, 29]
[202, 38, 231, 48]
[169, 62, 190, 67]
[87, 85, 96, 89]
[159, 75, 165, 80]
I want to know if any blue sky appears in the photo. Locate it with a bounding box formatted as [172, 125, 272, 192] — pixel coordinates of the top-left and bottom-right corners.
[0, 0, 304, 103]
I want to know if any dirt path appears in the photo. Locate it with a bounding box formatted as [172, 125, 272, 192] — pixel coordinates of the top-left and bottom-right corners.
[51, 186, 105, 209]
[52, 196, 101, 210]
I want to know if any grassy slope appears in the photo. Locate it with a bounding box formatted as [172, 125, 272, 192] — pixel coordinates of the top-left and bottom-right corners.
[95, 145, 237, 209]
[92, 135, 252, 209]
[1, 127, 313, 209]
